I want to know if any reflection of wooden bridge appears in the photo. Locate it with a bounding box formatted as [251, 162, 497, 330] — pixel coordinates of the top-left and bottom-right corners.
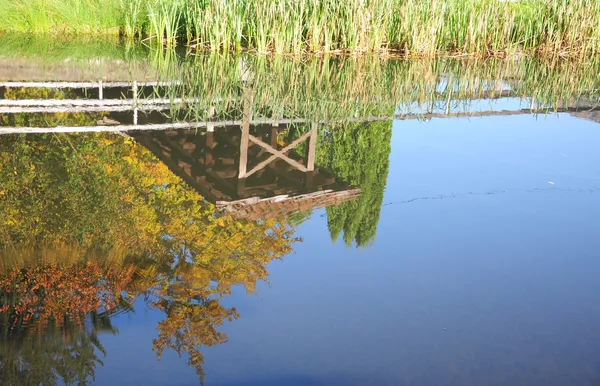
[2, 80, 600, 135]
[131, 124, 360, 221]
[3, 80, 599, 220]
[1, 80, 364, 221]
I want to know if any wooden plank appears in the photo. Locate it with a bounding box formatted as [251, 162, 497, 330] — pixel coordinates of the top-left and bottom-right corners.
[8, 104, 599, 135]
[0, 105, 171, 114]
[269, 126, 278, 170]
[0, 97, 196, 107]
[212, 169, 238, 178]
[305, 170, 314, 190]
[0, 81, 179, 88]
[0, 116, 391, 134]
[207, 105, 216, 132]
[182, 142, 197, 151]
[219, 158, 236, 166]
[194, 176, 230, 200]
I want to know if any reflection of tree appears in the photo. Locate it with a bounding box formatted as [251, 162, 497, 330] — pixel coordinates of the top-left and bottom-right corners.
[136, 260, 239, 383]
[0, 246, 132, 385]
[0, 132, 297, 383]
[0, 315, 112, 386]
[0, 247, 134, 329]
[318, 121, 392, 247]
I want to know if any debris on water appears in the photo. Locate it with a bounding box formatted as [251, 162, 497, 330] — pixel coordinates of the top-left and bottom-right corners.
[548, 181, 556, 185]
[97, 116, 121, 126]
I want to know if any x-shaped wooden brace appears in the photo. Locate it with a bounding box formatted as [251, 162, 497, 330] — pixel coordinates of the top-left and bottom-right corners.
[241, 131, 313, 178]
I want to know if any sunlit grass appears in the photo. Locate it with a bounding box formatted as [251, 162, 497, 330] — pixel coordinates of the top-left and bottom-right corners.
[0, 0, 599, 56]
[0, 0, 123, 35]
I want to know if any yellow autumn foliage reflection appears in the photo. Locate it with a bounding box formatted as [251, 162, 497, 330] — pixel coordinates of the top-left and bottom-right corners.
[0, 132, 298, 384]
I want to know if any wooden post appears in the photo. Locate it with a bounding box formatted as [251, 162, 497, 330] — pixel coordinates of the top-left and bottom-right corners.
[133, 81, 138, 125]
[239, 84, 252, 179]
[269, 125, 278, 169]
[205, 131, 214, 167]
[305, 171, 314, 190]
[98, 80, 103, 100]
[132, 81, 138, 102]
[237, 178, 246, 200]
[207, 105, 215, 132]
[239, 124, 249, 178]
[306, 122, 318, 172]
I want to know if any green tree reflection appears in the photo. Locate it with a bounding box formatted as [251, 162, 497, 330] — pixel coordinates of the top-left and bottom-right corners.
[318, 121, 392, 247]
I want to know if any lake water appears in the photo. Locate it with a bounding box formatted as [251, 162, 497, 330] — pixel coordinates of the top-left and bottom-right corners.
[1, 38, 600, 386]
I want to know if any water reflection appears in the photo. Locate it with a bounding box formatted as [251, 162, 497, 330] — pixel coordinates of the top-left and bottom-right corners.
[0, 132, 300, 384]
[129, 118, 392, 247]
[1, 39, 600, 385]
[316, 121, 391, 247]
[0, 246, 126, 385]
[131, 126, 359, 220]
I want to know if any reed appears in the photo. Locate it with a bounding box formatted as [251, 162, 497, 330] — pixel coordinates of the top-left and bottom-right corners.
[150, 53, 600, 124]
[0, 0, 123, 35]
[1, 36, 598, 124]
[1, 0, 599, 57]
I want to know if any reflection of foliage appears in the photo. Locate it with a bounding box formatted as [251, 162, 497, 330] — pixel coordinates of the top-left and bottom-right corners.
[3, 88, 69, 100]
[153, 296, 236, 383]
[288, 210, 313, 227]
[0, 245, 134, 331]
[0, 133, 157, 248]
[0, 132, 297, 383]
[318, 121, 392, 247]
[0, 314, 114, 386]
[0, 245, 131, 385]
[0, 34, 148, 63]
[0, 87, 104, 128]
[143, 262, 240, 383]
[0, 132, 296, 255]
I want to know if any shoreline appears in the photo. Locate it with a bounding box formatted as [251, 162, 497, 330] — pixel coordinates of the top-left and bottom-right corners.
[0, 0, 598, 58]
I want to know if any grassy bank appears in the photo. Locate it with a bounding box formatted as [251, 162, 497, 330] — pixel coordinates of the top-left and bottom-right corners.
[0, 0, 599, 56]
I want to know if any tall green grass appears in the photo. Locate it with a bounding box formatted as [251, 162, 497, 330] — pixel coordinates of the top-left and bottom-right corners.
[1, 0, 599, 56]
[0, 0, 123, 35]
[136, 0, 600, 56]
